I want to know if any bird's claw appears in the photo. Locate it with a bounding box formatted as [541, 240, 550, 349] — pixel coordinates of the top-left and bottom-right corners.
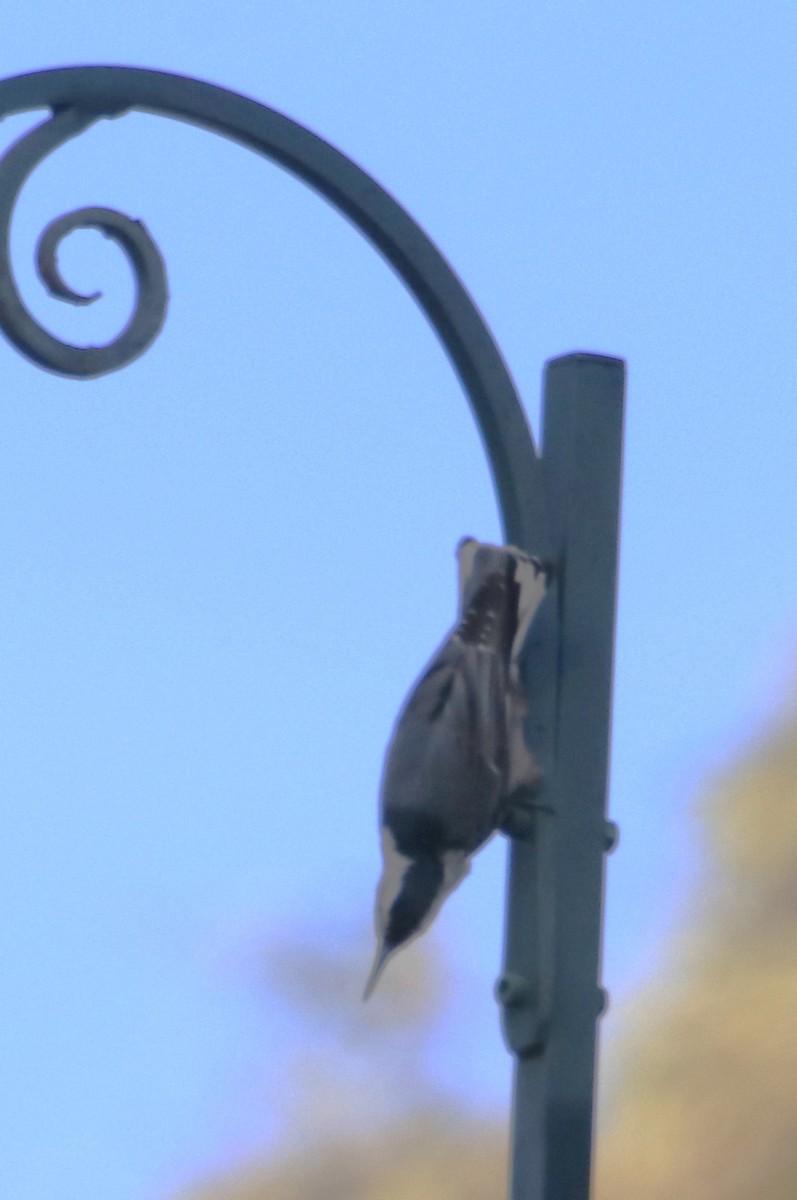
[499, 784, 552, 840]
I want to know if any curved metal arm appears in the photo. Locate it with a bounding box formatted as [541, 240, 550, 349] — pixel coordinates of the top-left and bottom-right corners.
[0, 66, 549, 553]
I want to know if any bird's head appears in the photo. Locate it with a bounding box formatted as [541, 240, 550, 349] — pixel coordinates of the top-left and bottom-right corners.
[364, 829, 469, 998]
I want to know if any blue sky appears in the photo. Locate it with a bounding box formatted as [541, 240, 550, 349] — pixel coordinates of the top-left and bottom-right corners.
[2, 5, 797, 1199]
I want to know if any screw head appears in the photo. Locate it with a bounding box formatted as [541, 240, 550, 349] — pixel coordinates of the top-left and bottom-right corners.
[494, 971, 531, 1008]
[603, 820, 620, 853]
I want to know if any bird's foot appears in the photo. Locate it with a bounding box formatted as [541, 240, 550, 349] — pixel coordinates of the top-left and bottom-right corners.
[498, 784, 552, 840]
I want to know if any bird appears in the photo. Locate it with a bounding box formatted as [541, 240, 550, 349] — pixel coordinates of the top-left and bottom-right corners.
[364, 537, 551, 999]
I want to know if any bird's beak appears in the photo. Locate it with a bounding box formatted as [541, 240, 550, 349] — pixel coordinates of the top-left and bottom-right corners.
[363, 940, 392, 1000]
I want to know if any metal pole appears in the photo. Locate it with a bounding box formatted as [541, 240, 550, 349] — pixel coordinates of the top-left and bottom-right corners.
[499, 353, 625, 1199]
[0, 68, 626, 1199]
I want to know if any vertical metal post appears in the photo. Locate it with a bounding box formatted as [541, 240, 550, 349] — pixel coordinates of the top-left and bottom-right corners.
[500, 353, 625, 1199]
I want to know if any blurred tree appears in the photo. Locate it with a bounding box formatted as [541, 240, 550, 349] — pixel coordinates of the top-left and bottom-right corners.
[177, 929, 508, 1200]
[597, 691, 797, 1199]
[177, 690, 797, 1200]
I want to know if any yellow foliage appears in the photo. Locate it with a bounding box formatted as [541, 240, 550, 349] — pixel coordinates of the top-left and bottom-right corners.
[177, 695, 797, 1199]
[184, 1114, 507, 1200]
[597, 698, 797, 1199]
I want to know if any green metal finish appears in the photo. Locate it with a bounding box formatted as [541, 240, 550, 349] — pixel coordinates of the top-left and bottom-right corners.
[502, 355, 624, 1199]
[0, 66, 625, 1199]
[0, 105, 167, 376]
[0, 66, 549, 557]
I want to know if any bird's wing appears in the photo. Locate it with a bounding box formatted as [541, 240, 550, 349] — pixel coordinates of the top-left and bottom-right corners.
[380, 638, 505, 850]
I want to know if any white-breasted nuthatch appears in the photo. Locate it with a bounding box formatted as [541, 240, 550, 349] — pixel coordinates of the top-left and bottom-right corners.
[364, 537, 551, 999]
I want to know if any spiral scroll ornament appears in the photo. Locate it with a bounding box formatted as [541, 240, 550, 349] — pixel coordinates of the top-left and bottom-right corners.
[0, 104, 168, 378]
